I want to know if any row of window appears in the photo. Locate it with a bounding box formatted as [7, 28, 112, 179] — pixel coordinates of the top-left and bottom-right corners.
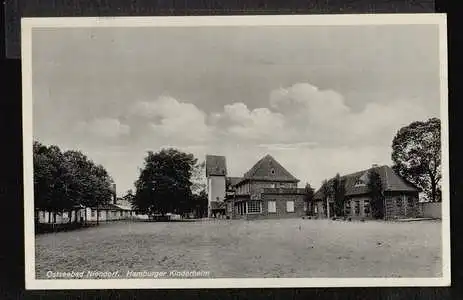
[266, 200, 295, 213]
[343, 197, 415, 216]
[344, 200, 370, 216]
[234, 200, 295, 215]
[235, 182, 296, 194]
[395, 196, 414, 207]
[90, 210, 134, 218]
[40, 210, 136, 218]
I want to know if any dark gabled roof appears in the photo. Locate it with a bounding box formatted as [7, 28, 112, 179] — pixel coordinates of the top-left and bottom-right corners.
[313, 165, 419, 200]
[262, 187, 307, 195]
[205, 155, 227, 177]
[237, 154, 299, 185]
[226, 177, 243, 189]
[93, 203, 125, 210]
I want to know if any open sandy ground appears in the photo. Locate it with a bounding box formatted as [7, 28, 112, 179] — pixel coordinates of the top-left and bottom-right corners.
[35, 218, 442, 279]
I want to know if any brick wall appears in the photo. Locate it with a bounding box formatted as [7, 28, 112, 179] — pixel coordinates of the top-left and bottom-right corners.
[344, 197, 372, 219]
[250, 180, 297, 194]
[384, 191, 419, 220]
[226, 193, 305, 220]
[260, 193, 305, 219]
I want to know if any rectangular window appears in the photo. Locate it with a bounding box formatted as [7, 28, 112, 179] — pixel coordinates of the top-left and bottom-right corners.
[355, 200, 360, 215]
[270, 183, 276, 188]
[247, 201, 262, 214]
[396, 197, 402, 207]
[120, 211, 123, 216]
[303, 202, 307, 212]
[345, 201, 351, 213]
[286, 201, 295, 213]
[407, 197, 414, 206]
[268, 201, 276, 213]
[314, 205, 318, 214]
[91, 210, 96, 217]
[364, 200, 370, 214]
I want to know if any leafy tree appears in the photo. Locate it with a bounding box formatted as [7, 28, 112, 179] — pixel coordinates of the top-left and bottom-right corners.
[320, 179, 330, 218]
[191, 161, 206, 195]
[123, 189, 135, 204]
[133, 148, 197, 216]
[367, 169, 385, 219]
[331, 174, 346, 217]
[33, 143, 76, 222]
[34, 142, 54, 222]
[89, 164, 114, 223]
[62, 150, 113, 224]
[392, 118, 441, 202]
[303, 183, 315, 216]
[33, 141, 114, 225]
[191, 188, 208, 218]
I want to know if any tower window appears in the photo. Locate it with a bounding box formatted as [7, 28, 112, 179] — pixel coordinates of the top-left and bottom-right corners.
[270, 168, 275, 175]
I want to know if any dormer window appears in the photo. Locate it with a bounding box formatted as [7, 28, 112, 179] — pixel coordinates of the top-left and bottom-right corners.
[354, 179, 365, 186]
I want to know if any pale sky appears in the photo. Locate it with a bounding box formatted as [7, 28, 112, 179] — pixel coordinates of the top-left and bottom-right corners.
[32, 24, 441, 196]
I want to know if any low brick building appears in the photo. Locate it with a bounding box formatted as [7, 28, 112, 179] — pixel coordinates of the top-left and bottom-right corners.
[313, 165, 420, 220]
[205, 154, 306, 220]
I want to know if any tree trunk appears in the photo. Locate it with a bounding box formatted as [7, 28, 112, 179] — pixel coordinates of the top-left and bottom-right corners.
[48, 211, 51, 223]
[430, 180, 437, 202]
[96, 208, 99, 225]
[326, 198, 330, 219]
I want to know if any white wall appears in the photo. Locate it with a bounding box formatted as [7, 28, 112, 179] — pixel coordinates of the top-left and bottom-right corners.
[37, 208, 137, 224]
[37, 209, 85, 224]
[207, 176, 226, 203]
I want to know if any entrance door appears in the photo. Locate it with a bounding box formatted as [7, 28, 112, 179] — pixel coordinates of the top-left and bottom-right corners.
[354, 200, 360, 216]
[329, 203, 335, 217]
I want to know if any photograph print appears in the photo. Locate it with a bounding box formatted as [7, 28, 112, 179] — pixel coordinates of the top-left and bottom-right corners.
[22, 14, 449, 289]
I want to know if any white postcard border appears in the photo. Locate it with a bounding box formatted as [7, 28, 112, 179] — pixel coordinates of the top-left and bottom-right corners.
[22, 14, 450, 290]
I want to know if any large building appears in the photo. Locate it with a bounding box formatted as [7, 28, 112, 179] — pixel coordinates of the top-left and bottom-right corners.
[206, 154, 306, 219]
[313, 164, 420, 220]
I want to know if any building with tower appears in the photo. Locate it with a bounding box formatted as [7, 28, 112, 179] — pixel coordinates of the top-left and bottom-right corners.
[206, 154, 307, 219]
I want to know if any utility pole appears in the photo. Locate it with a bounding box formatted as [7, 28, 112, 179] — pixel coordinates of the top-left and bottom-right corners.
[326, 196, 330, 219]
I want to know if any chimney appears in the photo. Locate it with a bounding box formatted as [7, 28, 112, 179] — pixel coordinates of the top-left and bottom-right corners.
[112, 183, 117, 204]
[372, 164, 379, 168]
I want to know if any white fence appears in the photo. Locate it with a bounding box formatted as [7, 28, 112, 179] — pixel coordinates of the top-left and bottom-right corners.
[418, 202, 441, 219]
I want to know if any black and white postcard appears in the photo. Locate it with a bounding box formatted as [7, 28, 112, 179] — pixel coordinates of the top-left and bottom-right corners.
[22, 14, 449, 289]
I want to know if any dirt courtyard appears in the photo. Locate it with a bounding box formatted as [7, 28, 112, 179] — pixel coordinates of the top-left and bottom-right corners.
[35, 218, 442, 279]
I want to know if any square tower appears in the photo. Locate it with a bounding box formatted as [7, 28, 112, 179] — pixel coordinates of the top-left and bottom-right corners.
[205, 155, 227, 218]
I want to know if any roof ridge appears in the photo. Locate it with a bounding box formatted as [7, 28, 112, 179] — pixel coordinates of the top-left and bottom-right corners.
[244, 155, 267, 177]
[243, 154, 297, 180]
[340, 164, 389, 179]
